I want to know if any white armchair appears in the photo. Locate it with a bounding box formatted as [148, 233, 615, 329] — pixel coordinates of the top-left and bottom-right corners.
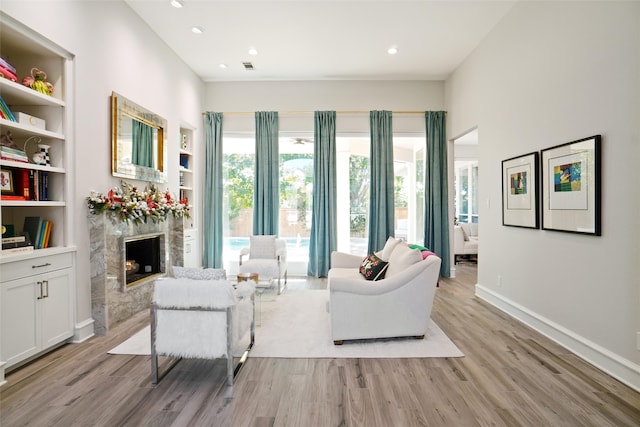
[328, 243, 442, 345]
[150, 277, 255, 386]
[239, 235, 288, 294]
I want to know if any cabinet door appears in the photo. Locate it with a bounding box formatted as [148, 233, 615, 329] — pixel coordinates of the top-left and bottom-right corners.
[1, 278, 39, 367]
[40, 269, 73, 348]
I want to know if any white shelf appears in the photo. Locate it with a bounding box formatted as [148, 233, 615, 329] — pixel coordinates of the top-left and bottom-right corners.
[0, 118, 64, 140]
[0, 159, 65, 174]
[0, 200, 65, 207]
[0, 77, 65, 107]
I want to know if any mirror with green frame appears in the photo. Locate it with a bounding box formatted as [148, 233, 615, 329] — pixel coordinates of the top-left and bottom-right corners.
[111, 91, 167, 183]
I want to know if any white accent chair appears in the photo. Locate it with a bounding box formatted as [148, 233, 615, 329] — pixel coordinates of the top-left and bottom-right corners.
[328, 241, 442, 345]
[238, 235, 288, 294]
[150, 277, 255, 386]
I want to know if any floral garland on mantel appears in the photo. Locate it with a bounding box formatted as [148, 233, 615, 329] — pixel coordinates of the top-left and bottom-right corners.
[87, 181, 190, 224]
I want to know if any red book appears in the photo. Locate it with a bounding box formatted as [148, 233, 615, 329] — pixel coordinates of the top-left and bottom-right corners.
[1, 194, 26, 200]
[20, 169, 30, 199]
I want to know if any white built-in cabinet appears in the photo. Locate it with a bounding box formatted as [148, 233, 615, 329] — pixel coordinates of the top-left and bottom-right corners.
[0, 12, 76, 386]
[1, 253, 73, 368]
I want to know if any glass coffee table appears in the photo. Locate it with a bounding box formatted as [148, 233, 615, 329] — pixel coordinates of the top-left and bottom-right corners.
[237, 273, 275, 326]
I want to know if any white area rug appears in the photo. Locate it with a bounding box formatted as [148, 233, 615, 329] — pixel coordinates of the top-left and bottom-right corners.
[108, 289, 463, 358]
[251, 289, 463, 358]
[108, 326, 151, 355]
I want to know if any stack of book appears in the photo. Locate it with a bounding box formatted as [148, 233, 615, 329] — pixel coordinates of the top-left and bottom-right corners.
[0, 56, 18, 82]
[0, 95, 16, 121]
[2, 234, 34, 254]
[22, 216, 53, 250]
[1, 145, 29, 163]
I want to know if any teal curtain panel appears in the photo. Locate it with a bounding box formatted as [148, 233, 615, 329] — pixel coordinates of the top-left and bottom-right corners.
[367, 110, 395, 254]
[308, 111, 337, 277]
[253, 111, 280, 235]
[132, 119, 153, 167]
[424, 111, 450, 277]
[203, 111, 224, 268]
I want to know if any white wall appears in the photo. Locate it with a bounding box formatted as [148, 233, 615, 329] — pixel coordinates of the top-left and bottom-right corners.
[446, 1, 640, 390]
[1, 1, 205, 338]
[204, 80, 444, 135]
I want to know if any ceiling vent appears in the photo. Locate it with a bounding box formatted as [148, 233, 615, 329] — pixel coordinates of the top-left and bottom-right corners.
[242, 62, 255, 70]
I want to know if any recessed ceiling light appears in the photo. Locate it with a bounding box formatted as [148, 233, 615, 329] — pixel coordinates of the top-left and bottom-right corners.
[387, 46, 398, 55]
[170, 0, 184, 8]
[191, 26, 204, 34]
[248, 48, 258, 56]
[219, 63, 228, 69]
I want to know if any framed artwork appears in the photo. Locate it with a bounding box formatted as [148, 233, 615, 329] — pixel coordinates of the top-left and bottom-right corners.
[1, 169, 15, 194]
[541, 135, 601, 235]
[502, 152, 539, 228]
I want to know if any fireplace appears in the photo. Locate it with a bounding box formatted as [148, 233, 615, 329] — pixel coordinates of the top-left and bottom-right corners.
[124, 233, 164, 289]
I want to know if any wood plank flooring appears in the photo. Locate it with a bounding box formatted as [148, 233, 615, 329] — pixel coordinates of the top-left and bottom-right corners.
[1, 264, 639, 426]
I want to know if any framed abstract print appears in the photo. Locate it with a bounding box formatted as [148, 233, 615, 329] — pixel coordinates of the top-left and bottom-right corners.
[502, 152, 539, 229]
[541, 135, 601, 235]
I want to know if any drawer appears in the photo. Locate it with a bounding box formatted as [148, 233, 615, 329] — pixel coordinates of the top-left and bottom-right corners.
[1, 252, 73, 282]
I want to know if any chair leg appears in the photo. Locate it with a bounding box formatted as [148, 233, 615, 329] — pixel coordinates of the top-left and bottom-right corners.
[333, 340, 344, 345]
[415, 335, 425, 340]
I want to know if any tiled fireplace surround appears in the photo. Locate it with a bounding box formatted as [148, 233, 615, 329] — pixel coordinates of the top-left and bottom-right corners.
[89, 214, 184, 335]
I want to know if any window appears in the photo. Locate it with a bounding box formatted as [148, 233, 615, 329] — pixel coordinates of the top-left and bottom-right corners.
[222, 137, 255, 273]
[279, 138, 314, 273]
[455, 160, 479, 224]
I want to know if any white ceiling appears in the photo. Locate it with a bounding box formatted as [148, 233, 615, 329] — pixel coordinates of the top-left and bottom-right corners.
[124, 0, 516, 82]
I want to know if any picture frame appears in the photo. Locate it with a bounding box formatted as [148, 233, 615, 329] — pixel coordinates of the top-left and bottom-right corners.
[0, 168, 15, 194]
[541, 135, 601, 235]
[502, 152, 539, 229]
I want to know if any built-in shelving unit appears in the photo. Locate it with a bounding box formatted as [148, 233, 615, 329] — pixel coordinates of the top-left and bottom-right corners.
[178, 123, 198, 267]
[0, 12, 76, 386]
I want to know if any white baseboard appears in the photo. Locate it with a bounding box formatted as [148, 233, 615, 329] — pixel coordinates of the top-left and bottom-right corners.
[72, 318, 95, 343]
[476, 284, 640, 393]
[0, 360, 6, 387]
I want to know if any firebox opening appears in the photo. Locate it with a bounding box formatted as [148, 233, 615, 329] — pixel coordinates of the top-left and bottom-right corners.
[124, 234, 164, 288]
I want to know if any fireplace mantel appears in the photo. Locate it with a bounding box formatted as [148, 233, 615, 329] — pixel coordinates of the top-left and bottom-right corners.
[89, 214, 184, 335]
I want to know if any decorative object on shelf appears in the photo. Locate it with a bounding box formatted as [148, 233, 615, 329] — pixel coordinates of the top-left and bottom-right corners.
[21, 67, 54, 96]
[87, 180, 190, 224]
[0, 131, 18, 149]
[15, 112, 46, 130]
[31, 144, 50, 166]
[501, 151, 539, 229]
[1, 168, 15, 194]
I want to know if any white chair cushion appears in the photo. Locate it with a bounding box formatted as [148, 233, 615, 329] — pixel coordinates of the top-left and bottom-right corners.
[238, 258, 280, 279]
[385, 244, 423, 278]
[249, 235, 276, 259]
[153, 278, 236, 308]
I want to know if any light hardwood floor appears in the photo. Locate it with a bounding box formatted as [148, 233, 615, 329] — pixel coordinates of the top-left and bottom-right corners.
[1, 264, 639, 426]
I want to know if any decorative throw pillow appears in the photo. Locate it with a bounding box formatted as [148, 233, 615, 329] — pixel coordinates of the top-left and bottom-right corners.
[172, 266, 226, 280]
[459, 224, 470, 241]
[359, 253, 389, 281]
[408, 243, 436, 259]
[385, 244, 423, 278]
[380, 236, 402, 260]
